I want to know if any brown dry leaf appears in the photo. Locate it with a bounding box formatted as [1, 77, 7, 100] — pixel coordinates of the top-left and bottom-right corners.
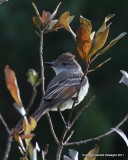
[76, 24, 92, 62]
[52, 11, 72, 32]
[4, 65, 22, 106]
[29, 117, 37, 131]
[83, 144, 99, 160]
[80, 15, 92, 33]
[89, 24, 110, 56]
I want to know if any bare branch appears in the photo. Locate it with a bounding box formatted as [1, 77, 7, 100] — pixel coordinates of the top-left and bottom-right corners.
[3, 133, 13, 160]
[71, 95, 95, 126]
[26, 86, 37, 113]
[46, 112, 59, 145]
[0, 114, 10, 134]
[65, 113, 128, 146]
[40, 31, 45, 96]
[56, 145, 64, 160]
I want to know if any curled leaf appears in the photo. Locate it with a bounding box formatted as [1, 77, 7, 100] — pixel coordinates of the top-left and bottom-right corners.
[52, 11, 74, 32]
[97, 14, 115, 34]
[112, 128, 128, 147]
[4, 65, 23, 106]
[69, 149, 78, 160]
[119, 70, 128, 86]
[76, 24, 92, 62]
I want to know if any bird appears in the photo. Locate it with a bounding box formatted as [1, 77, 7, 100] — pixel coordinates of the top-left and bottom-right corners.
[32, 52, 89, 121]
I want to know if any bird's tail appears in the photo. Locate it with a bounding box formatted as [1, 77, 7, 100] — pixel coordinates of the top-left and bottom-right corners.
[31, 103, 48, 121]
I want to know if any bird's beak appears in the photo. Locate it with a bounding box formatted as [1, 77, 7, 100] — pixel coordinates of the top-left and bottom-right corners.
[44, 61, 55, 66]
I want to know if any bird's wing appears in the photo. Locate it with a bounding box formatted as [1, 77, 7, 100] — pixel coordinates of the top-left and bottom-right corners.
[44, 72, 83, 100]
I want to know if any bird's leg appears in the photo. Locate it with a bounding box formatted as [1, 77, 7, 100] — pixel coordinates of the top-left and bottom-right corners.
[71, 97, 79, 104]
[58, 108, 67, 126]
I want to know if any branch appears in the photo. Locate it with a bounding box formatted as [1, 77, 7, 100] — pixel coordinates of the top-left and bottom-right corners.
[26, 86, 37, 113]
[46, 112, 59, 145]
[56, 145, 64, 160]
[0, 114, 10, 134]
[40, 31, 45, 96]
[71, 95, 95, 126]
[3, 133, 13, 160]
[65, 113, 128, 146]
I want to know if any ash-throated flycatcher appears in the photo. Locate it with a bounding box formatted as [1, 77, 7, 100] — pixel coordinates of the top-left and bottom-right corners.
[33, 52, 89, 121]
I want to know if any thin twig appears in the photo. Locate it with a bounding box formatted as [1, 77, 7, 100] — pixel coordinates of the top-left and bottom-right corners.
[0, 114, 10, 134]
[46, 112, 59, 144]
[3, 132, 13, 160]
[65, 113, 128, 146]
[64, 130, 74, 144]
[71, 95, 95, 126]
[40, 31, 45, 96]
[26, 86, 37, 113]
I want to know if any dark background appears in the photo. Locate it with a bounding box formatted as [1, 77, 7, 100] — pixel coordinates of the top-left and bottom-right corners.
[0, 0, 128, 159]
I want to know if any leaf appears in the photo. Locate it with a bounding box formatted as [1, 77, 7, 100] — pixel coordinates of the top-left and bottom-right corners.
[83, 144, 99, 160]
[94, 32, 127, 57]
[89, 14, 115, 56]
[69, 149, 78, 160]
[112, 128, 128, 147]
[52, 11, 74, 32]
[33, 16, 41, 29]
[80, 16, 92, 33]
[119, 70, 128, 86]
[29, 117, 37, 131]
[13, 132, 26, 152]
[41, 11, 50, 24]
[23, 119, 31, 134]
[4, 65, 23, 106]
[97, 14, 115, 34]
[49, 2, 62, 22]
[63, 156, 72, 160]
[89, 23, 111, 56]
[13, 103, 26, 116]
[76, 24, 92, 62]
[32, 2, 40, 17]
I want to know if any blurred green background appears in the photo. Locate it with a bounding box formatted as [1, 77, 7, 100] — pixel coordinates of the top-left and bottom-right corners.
[0, 0, 128, 159]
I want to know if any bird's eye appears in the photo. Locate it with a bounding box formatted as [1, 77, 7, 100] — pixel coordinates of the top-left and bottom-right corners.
[62, 62, 67, 66]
